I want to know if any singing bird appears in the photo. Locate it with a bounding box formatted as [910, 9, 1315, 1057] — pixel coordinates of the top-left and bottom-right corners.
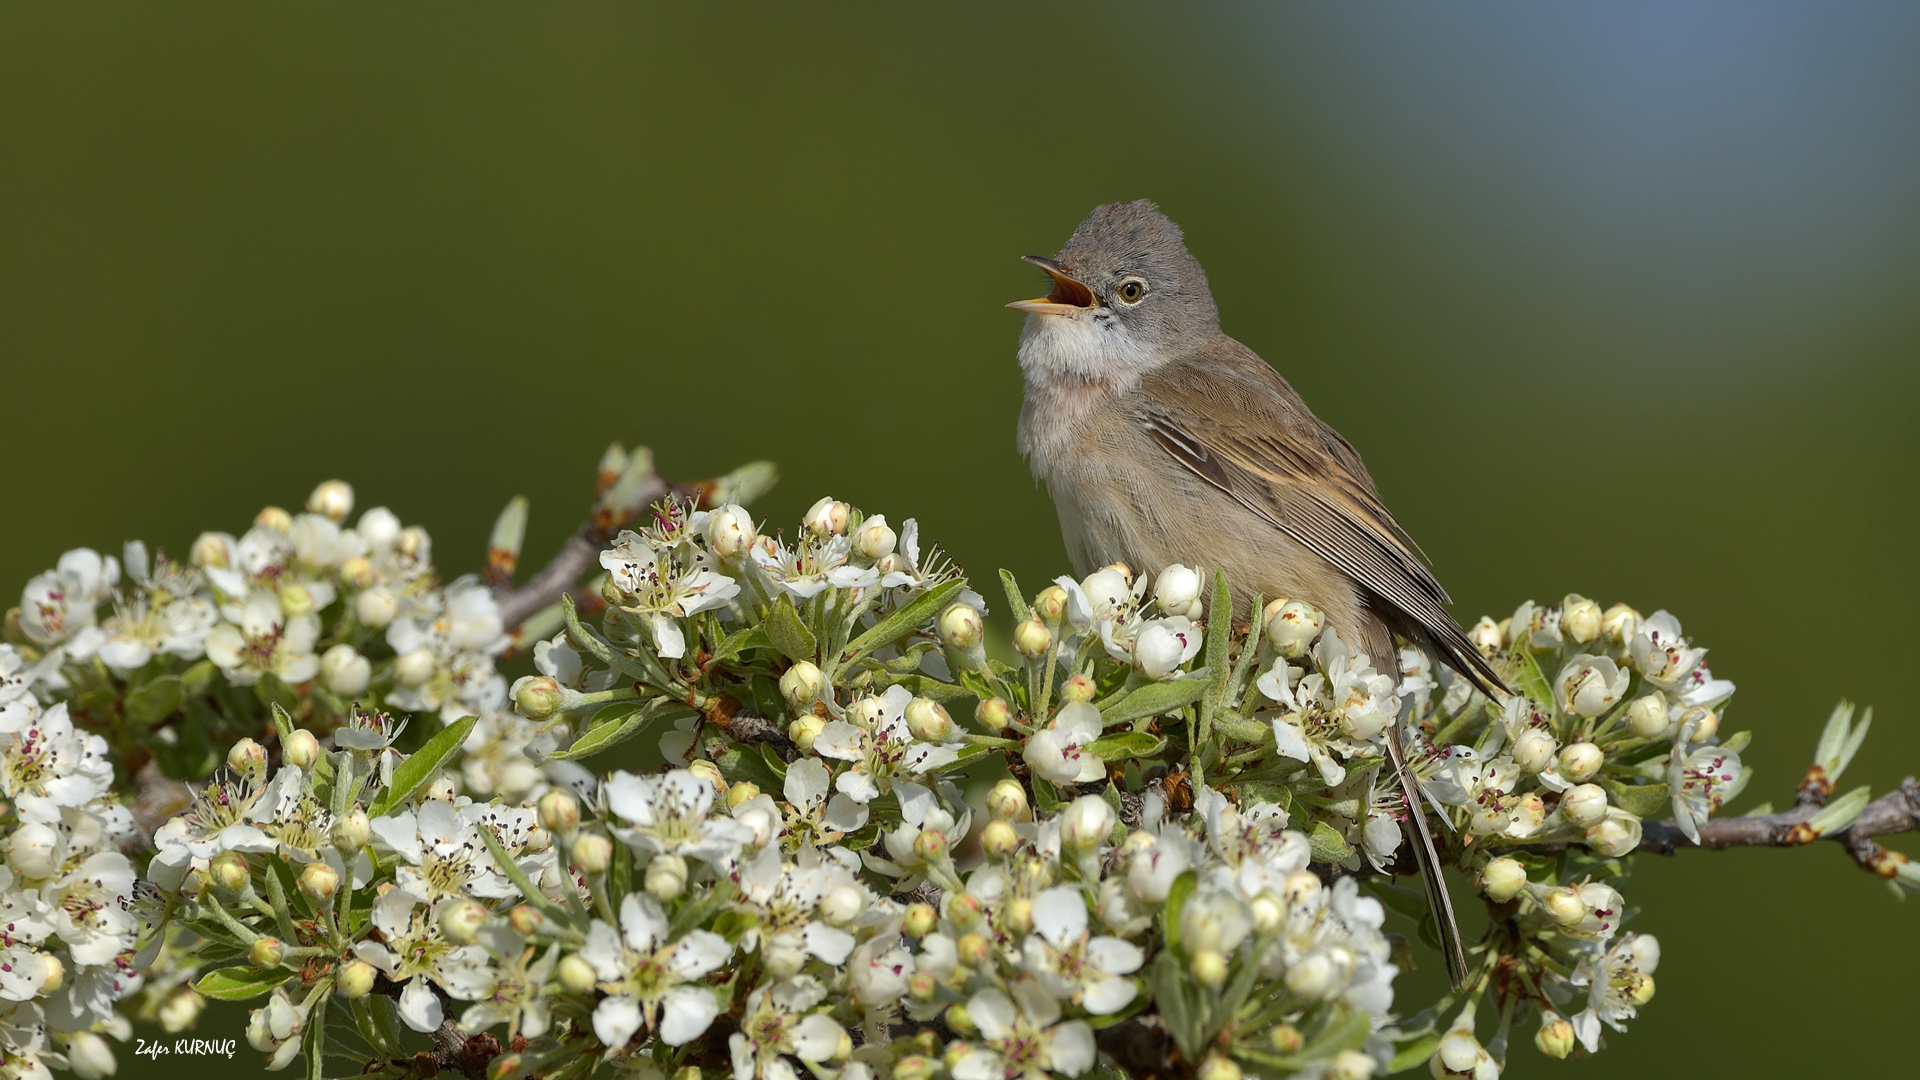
[1009, 199, 1506, 986]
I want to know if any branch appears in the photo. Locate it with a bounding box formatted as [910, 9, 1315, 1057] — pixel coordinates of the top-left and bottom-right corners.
[494, 454, 668, 631]
[1640, 777, 1920, 880]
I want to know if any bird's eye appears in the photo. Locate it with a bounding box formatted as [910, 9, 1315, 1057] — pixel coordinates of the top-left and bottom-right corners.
[1116, 278, 1147, 305]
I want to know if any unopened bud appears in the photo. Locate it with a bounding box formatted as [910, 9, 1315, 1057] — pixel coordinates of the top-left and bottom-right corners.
[778, 660, 823, 708]
[1250, 895, 1284, 934]
[1543, 886, 1587, 927]
[227, 738, 269, 779]
[1062, 795, 1116, 850]
[256, 506, 293, 533]
[331, 808, 371, 854]
[321, 644, 371, 697]
[39, 954, 64, 993]
[1006, 897, 1034, 935]
[278, 583, 314, 618]
[339, 556, 374, 590]
[974, 697, 1012, 732]
[487, 1054, 525, 1080]
[853, 519, 897, 561]
[570, 833, 612, 874]
[298, 860, 340, 902]
[1626, 694, 1669, 739]
[66, 1031, 117, 1080]
[4, 823, 59, 879]
[281, 728, 320, 770]
[210, 851, 250, 893]
[907, 972, 938, 1001]
[1324, 1050, 1377, 1080]
[893, 1055, 937, 1080]
[803, 497, 849, 537]
[1270, 1024, 1305, 1053]
[424, 774, 458, 802]
[1013, 618, 1052, 659]
[1535, 1013, 1576, 1059]
[704, 505, 756, 560]
[1190, 948, 1229, 990]
[355, 586, 398, 629]
[191, 532, 232, 569]
[1196, 1056, 1242, 1080]
[1153, 564, 1205, 619]
[645, 854, 689, 901]
[903, 903, 938, 938]
[1282, 870, 1322, 908]
[508, 905, 543, 935]
[980, 820, 1020, 858]
[440, 899, 489, 945]
[337, 960, 377, 999]
[726, 782, 762, 810]
[1678, 706, 1718, 742]
[537, 790, 580, 834]
[1480, 857, 1527, 902]
[393, 647, 436, 688]
[1561, 783, 1610, 828]
[955, 933, 991, 967]
[1561, 595, 1602, 645]
[1585, 808, 1643, 857]
[557, 953, 598, 994]
[913, 829, 949, 864]
[1467, 616, 1504, 655]
[904, 698, 952, 742]
[946, 893, 985, 930]
[1265, 600, 1326, 658]
[939, 604, 984, 647]
[513, 676, 564, 719]
[778, 714, 820, 749]
[820, 883, 866, 926]
[1511, 728, 1556, 774]
[306, 480, 355, 523]
[1034, 585, 1069, 620]
[987, 778, 1030, 821]
[249, 936, 285, 967]
[1558, 741, 1604, 783]
[1601, 603, 1640, 645]
[1056, 674, 1096, 704]
[1433, 1027, 1489, 1077]
[396, 526, 429, 559]
[158, 987, 206, 1031]
[944, 1003, 976, 1037]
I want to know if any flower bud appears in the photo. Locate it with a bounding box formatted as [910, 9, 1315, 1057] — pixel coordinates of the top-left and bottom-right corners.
[1057, 674, 1096, 704]
[1543, 886, 1587, 927]
[425, 774, 458, 802]
[336, 960, 377, 1000]
[726, 782, 762, 810]
[1601, 603, 1640, 645]
[393, 647, 437, 688]
[1626, 693, 1669, 739]
[1012, 617, 1052, 659]
[33, 954, 63, 994]
[395, 526, 427, 560]
[281, 728, 321, 770]
[1678, 706, 1718, 742]
[1535, 1012, 1576, 1059]
[158, 987, 207, 1031]
[1061, 794, 1116, 850]
[298, 860, 340, 902]
[803, 497, 849, 537]
[227, 738, 269, 780]
[1270, 1025, 1305, 1053]
[570, 833, 613, 874]
[508, 905, 543, 935]
[1558, 595, 1600, 646]
[536, 790, 580, 835]
[278, 583, 314, 618]
[1250, 894, 1284, 934]
[1432, 1027, 1489, 1078]
[907, 972, 938, 1001]
[1034, 585, 1069, 620]
[980, 820, 1020, 859]
[1324, 1050, 1377, 1080]
[1585, 808, 1643, 857]
[645, 854, 689, 901]
[1265, 600, 1325, 658]
[1511, 729, 1557, 774]
[704, 505, 756, 560]
[330, 808, 371, 854]
[191, 532, 232, 568]
[820, 883, 866, 926]
[1005, 897, 1035, 935]
[557, 953, 598, 994]
[1286, 950, 1348, 1000]
[987, 778, 1030, 822]
[853, 519, 897, 561]
[954, 931, 991, 967]
[1558, 741, 1604, 783]
[249, 936, 285, 967]
[66, 1031, 117, 1080]
[786, 715, 824, 749]
[912, 829, 949, 863]
[898, 699, 950, 744]
[894, 1056, 937, 1080]
[933, 602, 986, 647]
[903, 903, 938, 938]
[513, 676, 565, 720]
[779, 661, 823, 708]
[1282, 870, 1322, 909]
[440, 899, 489, 945]
[484, 1056, 524, 1080]
[320, 644, 371, 697]
[1480, 857, 1527, 902]
[1196, 1057, 1242, 1080]
[307, 480, 355, 523]
[1561, 783, 1610, 828]
[974, 697, 1012, 733]
[355, 586, 399, 629]
[256, 506, 293, 533]
[339, 556, 374, 590]
[944, 1003, 977, 1037]
[1153, 564, 1204, 619]
[211, 851, 250, 893]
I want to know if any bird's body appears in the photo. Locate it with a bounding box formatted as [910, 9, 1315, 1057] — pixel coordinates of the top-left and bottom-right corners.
[1012, 199, 1502, 987]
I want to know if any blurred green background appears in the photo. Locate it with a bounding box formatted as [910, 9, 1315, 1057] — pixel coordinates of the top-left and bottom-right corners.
[4, 4, 1916, 1076]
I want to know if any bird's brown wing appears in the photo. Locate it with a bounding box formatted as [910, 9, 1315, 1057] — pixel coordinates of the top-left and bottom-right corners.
[1136, 345, 1506, 694]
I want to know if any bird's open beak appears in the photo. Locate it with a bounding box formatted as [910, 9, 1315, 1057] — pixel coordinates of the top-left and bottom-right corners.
[1008, 255, 1095, 315]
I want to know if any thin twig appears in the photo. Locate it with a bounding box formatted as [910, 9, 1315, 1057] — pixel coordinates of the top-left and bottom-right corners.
[1640, 776, 1920, 881]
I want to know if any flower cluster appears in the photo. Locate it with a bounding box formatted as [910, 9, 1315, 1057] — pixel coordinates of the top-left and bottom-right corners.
[1, 452, 1904, 1080]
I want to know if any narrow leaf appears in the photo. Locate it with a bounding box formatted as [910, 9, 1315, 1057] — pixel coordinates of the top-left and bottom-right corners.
[1089, 732, 1166, 761]
[1099, 679, 1207, 728]
[370, 715, 478, 817]
[1162, 870, 1197, 953]
[562, 594, 664, 686]
[842, 580, 965, 664]
[550, 701, 687, 762]
[125, 675, 184, 726]
[764, 600, 818, 663]
[1809, 785, 1873, 836]
[193, 966, 293, 1001]
[998, 569, 1031, 623]
[1602, 779, 1672, 820]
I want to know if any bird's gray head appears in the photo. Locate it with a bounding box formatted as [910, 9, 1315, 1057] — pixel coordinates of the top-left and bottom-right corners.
[1010, 200, 1220, 384]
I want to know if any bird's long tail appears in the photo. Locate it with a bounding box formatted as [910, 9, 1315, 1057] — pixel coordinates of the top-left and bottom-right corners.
[1385, 722, 1469, 989]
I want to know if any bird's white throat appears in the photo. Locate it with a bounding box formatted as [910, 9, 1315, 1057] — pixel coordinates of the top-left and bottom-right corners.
[1015, 311, 1160, 472]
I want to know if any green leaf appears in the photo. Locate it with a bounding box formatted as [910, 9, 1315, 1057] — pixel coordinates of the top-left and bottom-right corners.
[125, 675, 184, 727]
[1809, 785, 1873, 836]
[1388, 1029, 1442, 1072]
[562, 594, 666, 686]
[550, 700, 686, 761]
[1202, 570, 1233, 696]
[1099, 679, 1207, 728]
[764, 601, 818, 663]
[889, 673, 971, 703]
[369, 714, 478, 817]
[271, 702, 296, 741]
[841, 580, 965, 665]
[193, 966, 293, 1001]
[715, 742, 785, 793]
[1307, 819, 1354, 863]
[1602, 779, 1672, 820]
[1148, 950, 1200, 1061]
[998, 569, 1031, 623]
[1089, 731, 1166, 761]
[304, 983, 329, 1080]
[710, 626, 771, 664]
[1162, 869, 1198, 953]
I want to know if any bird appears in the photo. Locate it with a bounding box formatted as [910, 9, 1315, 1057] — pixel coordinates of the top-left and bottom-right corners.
[1008, 199, 1506, 987]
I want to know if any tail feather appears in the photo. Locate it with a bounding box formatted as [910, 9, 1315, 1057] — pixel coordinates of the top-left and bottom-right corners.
[1386, 723, 1469, 989]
